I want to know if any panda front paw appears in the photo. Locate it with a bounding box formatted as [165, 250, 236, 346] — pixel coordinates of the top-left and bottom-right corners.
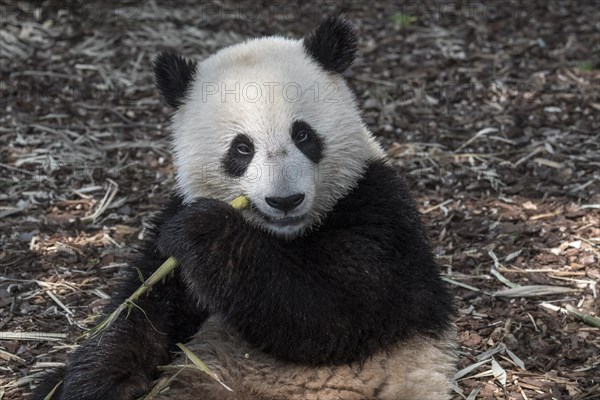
[156, 197, 240, 261]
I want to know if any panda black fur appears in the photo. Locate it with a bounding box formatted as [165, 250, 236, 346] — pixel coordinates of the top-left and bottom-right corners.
[34, 15, 456, 400]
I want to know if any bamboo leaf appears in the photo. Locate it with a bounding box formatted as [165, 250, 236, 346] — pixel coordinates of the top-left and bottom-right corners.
[493, 285, 575, 297]
[491, 358, 506, 386]
[42, 380, 62, 400]
[506, 348, 525, 370]
[176, 343, 233, 392]
[467, 387, 481, 400]
[453, 359, 491, 381]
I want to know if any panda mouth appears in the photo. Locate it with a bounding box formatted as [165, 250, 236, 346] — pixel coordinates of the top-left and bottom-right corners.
[250, 204, 306, 226]
[266, 215, 306, 226]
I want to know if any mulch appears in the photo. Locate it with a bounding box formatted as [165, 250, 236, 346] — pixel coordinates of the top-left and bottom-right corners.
[1, 1, 598, 399]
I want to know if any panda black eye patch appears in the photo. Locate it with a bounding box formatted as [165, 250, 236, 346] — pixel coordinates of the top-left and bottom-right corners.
[223, 134, 255, 177]
[291, 120, 324, 164]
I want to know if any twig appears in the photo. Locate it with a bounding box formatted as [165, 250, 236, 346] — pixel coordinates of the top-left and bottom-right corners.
[46, 290, 75, 317]
[455, 127, 498, 152]
[422, 199, 453, 214]
[0, 332, 67, 341]
[81, 179, 119, 223]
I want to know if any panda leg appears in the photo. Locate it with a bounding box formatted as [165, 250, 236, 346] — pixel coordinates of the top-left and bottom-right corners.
[33, 197, 208, 400]
[32, 272, 203, 400]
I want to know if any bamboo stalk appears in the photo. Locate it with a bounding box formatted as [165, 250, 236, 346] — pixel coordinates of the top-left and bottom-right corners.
[565, 305, 600, 328]
[82, 195, 248, 340]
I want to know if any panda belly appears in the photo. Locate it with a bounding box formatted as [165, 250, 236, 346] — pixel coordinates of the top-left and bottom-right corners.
[153, 316, 456, 400]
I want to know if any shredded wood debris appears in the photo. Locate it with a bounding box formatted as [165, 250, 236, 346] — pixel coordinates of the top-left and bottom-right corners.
[1, 1, 598, 400]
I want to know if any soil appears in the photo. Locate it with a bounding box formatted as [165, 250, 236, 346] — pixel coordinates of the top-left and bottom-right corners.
[1, 1, 599, 399]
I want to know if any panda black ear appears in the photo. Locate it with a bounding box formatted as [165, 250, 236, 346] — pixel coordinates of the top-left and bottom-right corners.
[303, 13, 358, 74]
[153, 52, 197, 108]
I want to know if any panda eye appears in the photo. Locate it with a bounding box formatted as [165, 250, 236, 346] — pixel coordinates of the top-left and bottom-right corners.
[295, 130, 309, 143]
[236, 143, 252, 155]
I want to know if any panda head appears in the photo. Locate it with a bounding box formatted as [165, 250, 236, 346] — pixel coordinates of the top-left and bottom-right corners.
[154, 15, 384, 239]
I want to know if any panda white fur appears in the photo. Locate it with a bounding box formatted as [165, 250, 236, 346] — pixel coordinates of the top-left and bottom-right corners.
[35, 15, 456, 400]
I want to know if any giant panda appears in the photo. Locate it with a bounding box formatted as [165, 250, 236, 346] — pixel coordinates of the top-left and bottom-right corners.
[34, 14, 456, 400]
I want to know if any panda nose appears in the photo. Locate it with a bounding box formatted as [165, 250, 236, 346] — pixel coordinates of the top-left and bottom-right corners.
[265, 193, 305, 212]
